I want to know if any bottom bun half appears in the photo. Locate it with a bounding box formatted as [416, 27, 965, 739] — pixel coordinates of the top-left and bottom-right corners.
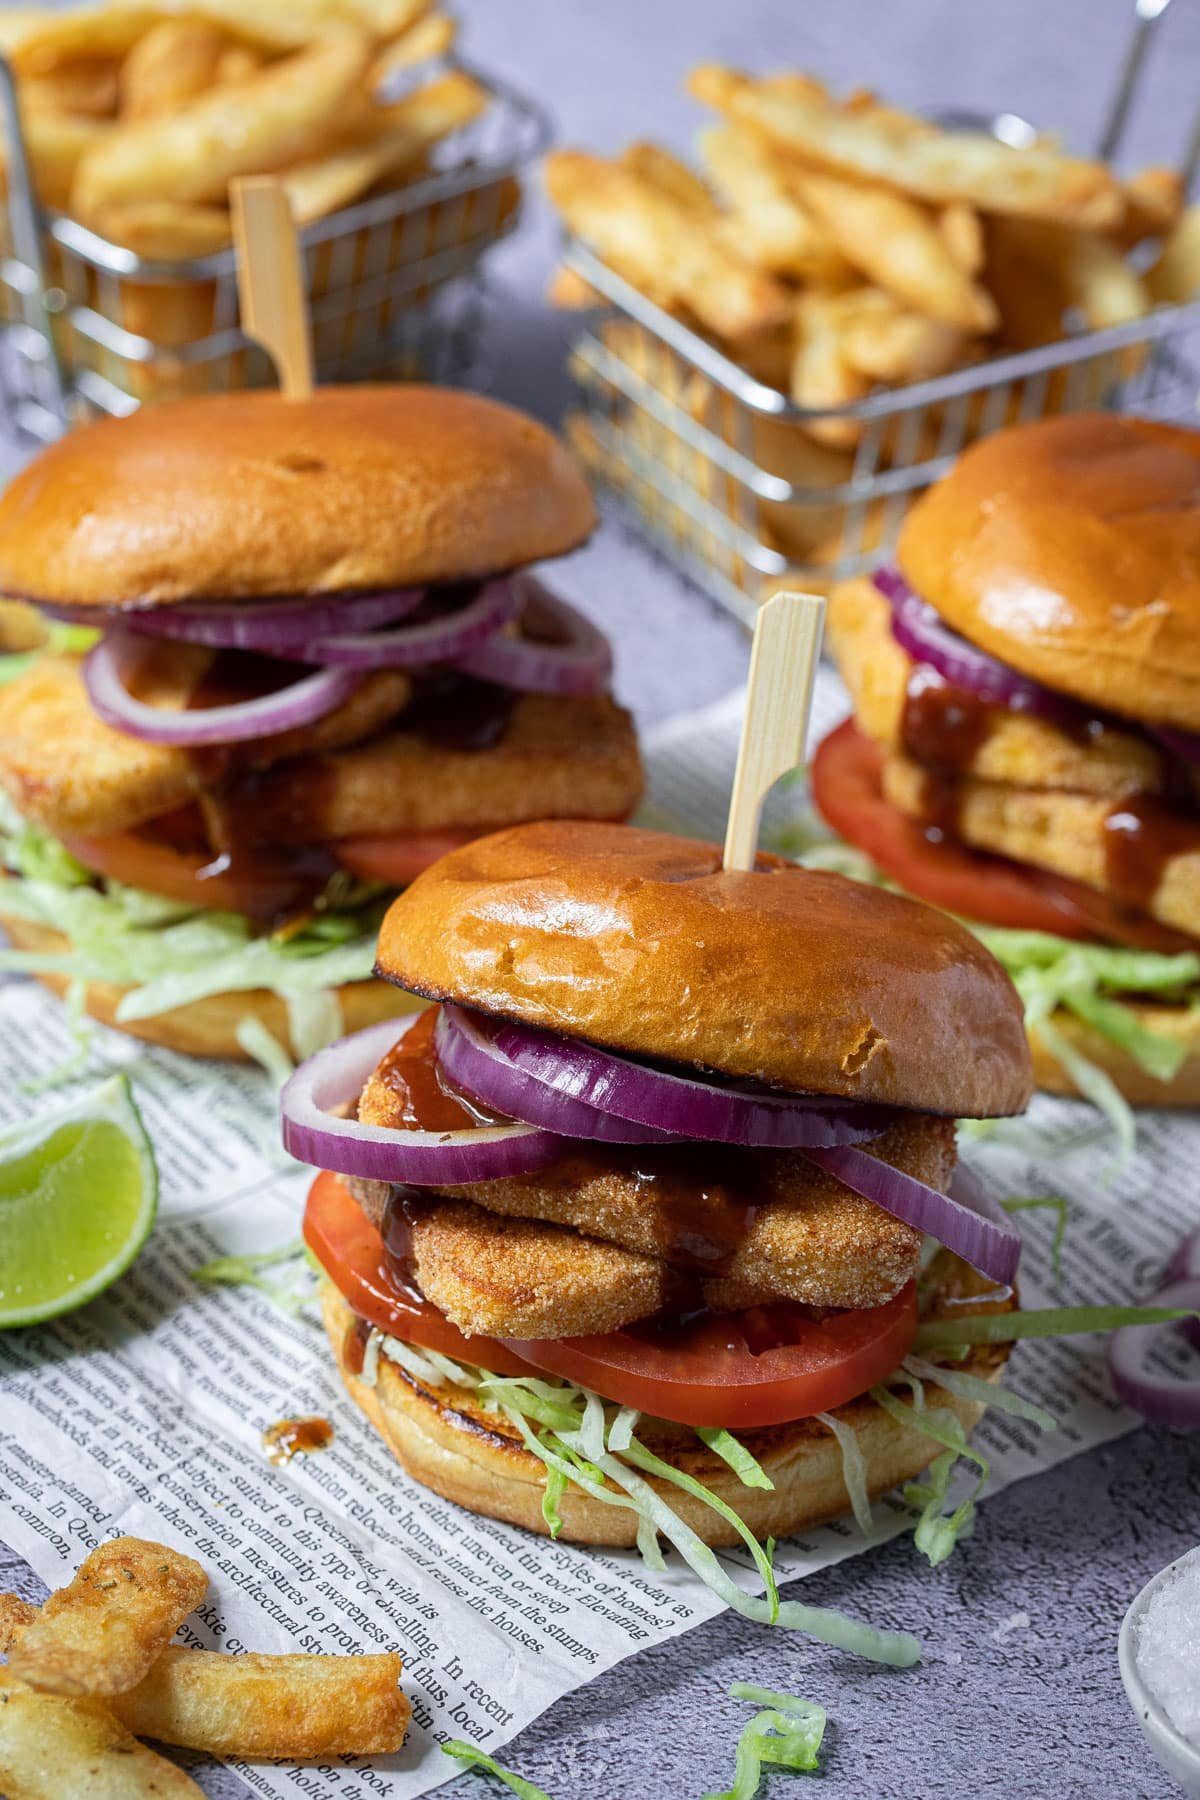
[1030, 1004, 1200, 1109]
[321, 1258, 1013, 1548]
[0, 913, 422, 1060]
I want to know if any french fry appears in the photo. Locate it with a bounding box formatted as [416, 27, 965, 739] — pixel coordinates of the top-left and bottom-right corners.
[1116, 165, 1184, 247]
[7, 1537, 206, 1699]
[698, 123, 851, 280]
[0, 10, 42, 55]
[549, 264, 602, 307]
[622, 140, 717, 215]
[9, 7, 163, 75]
[987, 216, 1148, 334]
[109, 1644, 410, 1757]
[283, 69, 487, 224]
[545, 150, 791, 341]
[21, 60, 121, 120]
[789, 290, 869, 447]
[689, 65, 1124, 228]
[214, 44, 264, 85]
[793, 168, 998, 332]
[0, 1592, 37, 1649]
[939, 200, 984, 274]
[1146, 203, 1200, 305]
[834, 286, 967, 381]
[118, 20, 228, 121]
[89, 201, 232, 259]
[0, 1668, 206, 1799]
[3, 110, 111, 210]
[72, 28, 372, 213]
[371, 11, 457, 88]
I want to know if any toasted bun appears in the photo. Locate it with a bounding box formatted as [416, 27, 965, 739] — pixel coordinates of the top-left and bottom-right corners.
[0, 386, 596, 606]
[898, 413, 1200, 730]
[1031, 1002, 1200, 1108]
[375, 820, 1033, 1117]
[0, 913, 424, 1059]
[321, 1257, 1013, 1548]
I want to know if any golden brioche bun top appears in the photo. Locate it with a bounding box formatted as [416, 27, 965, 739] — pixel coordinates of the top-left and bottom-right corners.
[0, 385, 596, 606]
[375, 820, 1033, 1118]
[898, 413, 1200, 730]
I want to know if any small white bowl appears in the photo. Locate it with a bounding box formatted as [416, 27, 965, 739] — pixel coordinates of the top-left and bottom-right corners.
[1119, 1546, 1200, 1799]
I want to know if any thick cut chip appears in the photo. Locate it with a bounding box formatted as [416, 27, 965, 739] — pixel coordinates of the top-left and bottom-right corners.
[111, 1645, 410, 1757]
[7, 1537, 206, 1698]
[0, 1669, 205, 1798]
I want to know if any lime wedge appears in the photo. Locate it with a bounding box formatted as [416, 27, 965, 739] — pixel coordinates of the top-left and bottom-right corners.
[0, 1074, 158, 1328]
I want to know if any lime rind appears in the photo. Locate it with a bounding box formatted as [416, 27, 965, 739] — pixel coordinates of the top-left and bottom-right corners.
[0, 1073, 158, 1328]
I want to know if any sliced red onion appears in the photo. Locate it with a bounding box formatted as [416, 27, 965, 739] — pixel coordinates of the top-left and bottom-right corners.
[876, 569, 1089, 730]
[83, 628, 359, 746]
[1166, 1225, 1200, 1349]
[308, 577, 520, 668]
[280, 1016, 566, 1183]
[802, 1146, 1022, 1286]
[455, 578, 613, 697]
[1107, 1275, 1200, 1427]
[122, 586, 425, 653]
[1153, 726, 1200, 767]
[435, 1003, 898, 1149]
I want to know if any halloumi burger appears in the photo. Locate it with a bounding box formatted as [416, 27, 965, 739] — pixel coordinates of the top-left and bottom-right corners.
[0, 387, 642, 1059]
[285, 819, 1036, 1651]
[816, 413, 1200, 1110]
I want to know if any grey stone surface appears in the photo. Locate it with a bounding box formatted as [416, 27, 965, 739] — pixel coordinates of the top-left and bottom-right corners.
[4, 1, 1200, 1794]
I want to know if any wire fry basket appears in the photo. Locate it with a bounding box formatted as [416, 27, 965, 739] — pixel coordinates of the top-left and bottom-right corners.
[0, 58, 549, 442]
[562, 239, 1200, 626]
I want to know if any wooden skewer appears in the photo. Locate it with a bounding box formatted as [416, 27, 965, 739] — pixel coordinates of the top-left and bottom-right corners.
[230, 175, 314, 400]
[722, 591, 826, 872]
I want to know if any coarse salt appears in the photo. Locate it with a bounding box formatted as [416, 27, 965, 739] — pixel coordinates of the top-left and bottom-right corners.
[1137, 1553, 1200, 1745]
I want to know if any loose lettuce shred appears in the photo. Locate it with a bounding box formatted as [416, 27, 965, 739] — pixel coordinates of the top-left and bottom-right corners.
[0, 794, 385, 1057]
[441, 1742, 555, 1800]
[365, 1328, 920, 1667]
[191, 1240, 316, 1317]
[706, 1683, 827, 1799]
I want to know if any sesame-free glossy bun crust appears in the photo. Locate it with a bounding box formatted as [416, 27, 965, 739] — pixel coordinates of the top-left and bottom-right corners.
[375, 820, 1033, 1118]
[898, 413, 1200, 730]
[321, 1255, 1013, 1548]
[0, 386, 596, 606]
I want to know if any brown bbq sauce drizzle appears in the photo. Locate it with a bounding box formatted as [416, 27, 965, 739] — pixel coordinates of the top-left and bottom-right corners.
[261, 1416, 334, 1465]
[1102, 791, 1200, 914]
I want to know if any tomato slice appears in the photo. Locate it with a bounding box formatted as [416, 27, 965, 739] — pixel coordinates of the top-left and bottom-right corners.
[505, 1288, 917, 1429]
[811, 719, 1196, 953]
[60, 815, 310, 920]
[334, 828, 482, 887]
[303, 1170, 534, 1378]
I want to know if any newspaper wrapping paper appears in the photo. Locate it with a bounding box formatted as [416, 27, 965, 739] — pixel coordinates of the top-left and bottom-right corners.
[0, 664, 1197, 1797]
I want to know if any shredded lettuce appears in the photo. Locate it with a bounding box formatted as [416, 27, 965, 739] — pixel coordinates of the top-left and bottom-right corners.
[1002, 1196, 1069, 1287]
[902, 1354, 1058, 1432]
[695, 1427, 774, 1491]
[0, 796, 385, 1054]
[871, 1373, 991, 1565]
[190, 1240, 315, 1316]
[915, 1302, 1197, 1352]
[0, 622, 99, 687]
[705, 1683, 827, 1799]
[815, 1409, 874, 1535]
[441, 1741, 555, 1800]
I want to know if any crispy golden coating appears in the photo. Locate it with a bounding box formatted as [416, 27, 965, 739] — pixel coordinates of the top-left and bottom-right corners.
[405, 1197, 666, 1338]
[357, 1084, 943, 1310]
[0, 654, 410, 836]
[234, 693, 643, 843]
[883, 749, 1200, 936]
[828, 575, 1164, 799]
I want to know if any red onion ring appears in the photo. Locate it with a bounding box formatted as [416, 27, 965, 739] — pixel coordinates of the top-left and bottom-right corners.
[1107, 1275, 1200, 1428]
[1166, 1225, 1200, 1349]
[876, 569, 1091, 730]
[802, 1147, 1022, 1286]
[308, 577, 520, 668]
[83, 628, 360, 747]
[435, 1003, 899, 1149]
[121, 586, 426, 652]
[280, 1016, 566, 1183]
[455, 578, 613, 697]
